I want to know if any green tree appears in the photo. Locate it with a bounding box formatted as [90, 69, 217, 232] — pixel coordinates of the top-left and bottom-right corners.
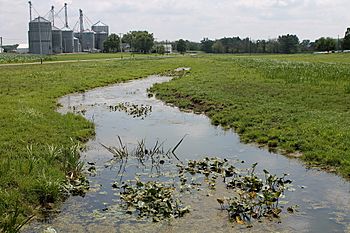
[278, 34, 299, 54]
[300, 39, 312, 53]
[103, 34, 120, 53]
[315, 37, 336, 52]
[343, 28, 350, 50]
[200, 38, 214, 53]
[212, 40, 225, 53]
[176, 39, 187, 54]
[123, 31, 154, 53]
[155, 45, 165, 55]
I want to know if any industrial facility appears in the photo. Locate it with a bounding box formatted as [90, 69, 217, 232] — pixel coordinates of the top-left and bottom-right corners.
[28, 2, 109, 55]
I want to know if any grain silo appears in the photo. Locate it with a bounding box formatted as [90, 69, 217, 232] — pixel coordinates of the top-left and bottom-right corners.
[95, 31, 108, 51]
[52, 26, 62, 54]
[28, 17, 52, 55]
[91, 21, 109, 35]
[82, 29, 95, 52]
[61, 27, 74, 53]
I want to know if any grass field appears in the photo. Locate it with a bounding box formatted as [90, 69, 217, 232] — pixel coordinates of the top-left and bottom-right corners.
[0, 53, 175, 64]
[152, 54, 350, 176]
[1, 53, 350, 231]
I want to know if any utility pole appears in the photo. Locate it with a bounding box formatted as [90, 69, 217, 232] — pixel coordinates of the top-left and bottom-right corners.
[38, 17, 43, 64]
[119, 33, 123, 59]
[0, 37, 3, 53]
[28, 1, 32, 21]
[337, 35, 340, 52]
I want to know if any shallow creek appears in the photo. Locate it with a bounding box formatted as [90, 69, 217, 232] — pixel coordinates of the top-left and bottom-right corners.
[23, 75, 350, 232]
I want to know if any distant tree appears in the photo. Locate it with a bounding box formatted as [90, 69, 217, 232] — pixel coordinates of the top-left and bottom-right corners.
[278, 34, 299, 54]
[200, 38, 214, 53]
[265, 39, 280, 53]
[256, 40, 267, 53]
[185, 40, 201, 51]
[176, 39, 187, 54]
[122, 31, 154, 53]
[155, 45, 165, 55]
[212, 40, 225, 53]
[300, 39, 312, 53]
[315, 37, 336, 52]
[103, 34, 120, 52]
[343, 28, 350, 50]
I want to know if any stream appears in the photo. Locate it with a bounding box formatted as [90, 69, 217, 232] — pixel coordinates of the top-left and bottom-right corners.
[23, 75, 350, 232]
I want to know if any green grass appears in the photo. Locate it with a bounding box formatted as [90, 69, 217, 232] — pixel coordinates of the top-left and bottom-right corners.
[151, 53, 350, 177]
[0, 57, 186, 231]
[0, 52, 176, 64]
[0, 54, 55, 64]
[1, 52, 350, 230]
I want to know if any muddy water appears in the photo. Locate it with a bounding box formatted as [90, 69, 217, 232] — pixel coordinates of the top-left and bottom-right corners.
[23, 75, 350, 232]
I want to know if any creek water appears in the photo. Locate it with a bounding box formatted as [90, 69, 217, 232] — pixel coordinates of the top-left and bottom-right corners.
[23, 75, 350, 233]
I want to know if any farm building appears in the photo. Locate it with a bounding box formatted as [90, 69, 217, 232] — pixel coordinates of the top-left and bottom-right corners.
[16, 44, 29, 54]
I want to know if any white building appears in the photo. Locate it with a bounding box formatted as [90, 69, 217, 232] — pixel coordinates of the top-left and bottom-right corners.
[16, 44, 29, 54]
[163, 44, 172, 53]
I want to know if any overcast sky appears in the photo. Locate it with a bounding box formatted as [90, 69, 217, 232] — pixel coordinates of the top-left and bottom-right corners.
[0, 0, 349, 44]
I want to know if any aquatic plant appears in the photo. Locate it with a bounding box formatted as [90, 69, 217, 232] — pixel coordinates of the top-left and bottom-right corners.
[61, 142, 85, 180]
[120, 178, 190, 222]
[178, 158, 292, 224]
[108, 102, 152, 119]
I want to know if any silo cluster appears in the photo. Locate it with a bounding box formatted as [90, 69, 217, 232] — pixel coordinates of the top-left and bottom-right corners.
[77, 21, 109, 52]
[28, 17, 79, 55]
[28, 4, 109, 55]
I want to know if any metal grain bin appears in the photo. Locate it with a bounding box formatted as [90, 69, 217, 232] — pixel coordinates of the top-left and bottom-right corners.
[91, 21, 109, 35]
[28, 17, 52, 55]
[95, 31, 108, 51]
[52, 26, 62, 54]
[74, 37, 81, 52]
[61, 27, 74, 53]
[82, 29, 95, 52]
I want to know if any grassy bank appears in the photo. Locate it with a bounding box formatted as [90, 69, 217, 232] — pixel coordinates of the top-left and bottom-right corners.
[0, 57, 186, 231]
[151, 54, 350, 177]
[2, 53, 350, 230]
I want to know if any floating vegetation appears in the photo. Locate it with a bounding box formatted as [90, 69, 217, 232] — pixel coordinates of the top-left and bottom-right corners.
[101, 137, 293, 225]
[120, 178, 190, 222]
[108, 102, 152, 119]
[178, 158, 293, 224]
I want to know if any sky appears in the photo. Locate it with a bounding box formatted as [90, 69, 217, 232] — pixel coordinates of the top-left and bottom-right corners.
[0, 0, 349, 44]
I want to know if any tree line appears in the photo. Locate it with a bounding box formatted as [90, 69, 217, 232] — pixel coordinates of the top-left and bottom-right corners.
[102, 28, 350, 54]
[200, 28, 350, 54]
